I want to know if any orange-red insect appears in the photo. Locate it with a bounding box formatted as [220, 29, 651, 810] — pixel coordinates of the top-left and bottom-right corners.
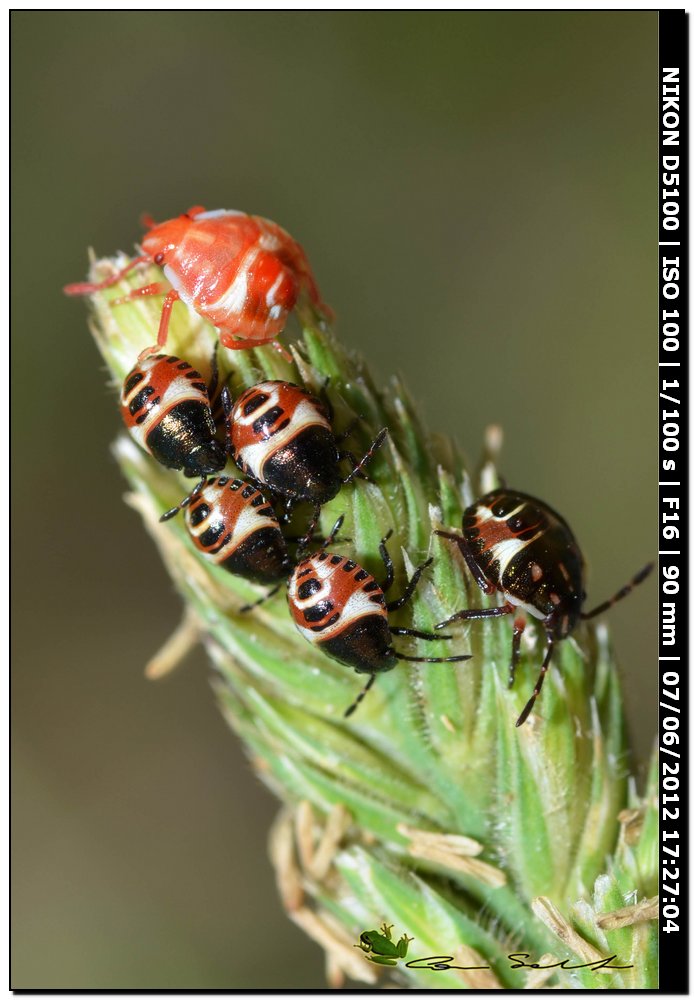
[64, 207, 329, 352]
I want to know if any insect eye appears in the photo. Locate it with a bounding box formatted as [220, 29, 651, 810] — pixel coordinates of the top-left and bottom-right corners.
[154, 252, 165, 265]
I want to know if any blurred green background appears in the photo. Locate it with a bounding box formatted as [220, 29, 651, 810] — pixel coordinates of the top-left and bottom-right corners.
[12, 11, 657, 989]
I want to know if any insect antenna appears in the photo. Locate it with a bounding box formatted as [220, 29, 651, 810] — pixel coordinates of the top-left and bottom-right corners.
[296, 514, 345, 561]
[63, 255, 150, 296]
[581, 562, 654, 620]
[160, 478, 207, 522]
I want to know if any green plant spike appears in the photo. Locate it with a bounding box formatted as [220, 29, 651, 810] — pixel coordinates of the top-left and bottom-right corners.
[78, 253, 658, 989]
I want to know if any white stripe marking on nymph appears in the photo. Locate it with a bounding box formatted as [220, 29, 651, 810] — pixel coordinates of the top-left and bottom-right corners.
[237, 391, 330, 476]
[124, 360, 208, 448]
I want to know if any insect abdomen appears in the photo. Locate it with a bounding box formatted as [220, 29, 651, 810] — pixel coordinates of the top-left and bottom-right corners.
[185, 477, 289, 584]
[464, 489, 584, 627]
[261, 426, 341, 503]
[146, 401, 217, 472]
[319, 616, 393, 673]
[227, 381, 339, 502]
[120, 354, 225, 477]
[288, 554, 392, 672]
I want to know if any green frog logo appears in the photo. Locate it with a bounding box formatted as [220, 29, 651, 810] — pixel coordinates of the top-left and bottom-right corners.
[355, 923, 413, 967]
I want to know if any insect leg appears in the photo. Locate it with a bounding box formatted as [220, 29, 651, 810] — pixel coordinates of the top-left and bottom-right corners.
[111, 281, 168, 306]
[344, 673, 377, 718]
[222, 385, 244, 464]
[386, 557, 432, 612]
[156, 289, 181, 346]
[269, 340, 294, 363]
[515, 636, 555, 727]
[321, 514, 345, 549]
[434, 530, 495, 594]
[378, 530, 395, 593]
[390, 626, 455, 641]
[208, 344, 220, 404]
[391, 650, 472, 664]
[434, 603, 514, 630]
[341, 428, 388, 485]
[220, 384, 237, 450]
[339, 450, 371, 481]
[296, 506, 322, 553]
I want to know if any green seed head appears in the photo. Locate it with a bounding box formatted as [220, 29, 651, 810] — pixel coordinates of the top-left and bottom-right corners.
[79, 254, 657, 989]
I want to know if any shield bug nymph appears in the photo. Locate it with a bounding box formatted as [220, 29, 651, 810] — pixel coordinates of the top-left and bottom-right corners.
[223, 379, 388, 525]
[435, 488, 653, 727]
[288, 518, 472, 716]
[120, 350, 226, 478]
[65, 206, 330, 353]
[160, 476, 292, 610]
